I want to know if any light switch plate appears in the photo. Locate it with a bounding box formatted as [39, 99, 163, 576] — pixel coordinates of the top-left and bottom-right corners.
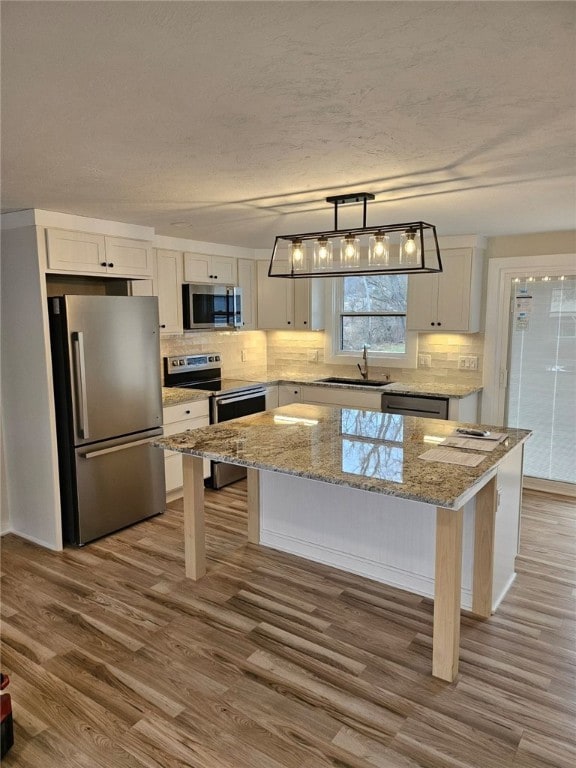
[418, 353, 432, 368]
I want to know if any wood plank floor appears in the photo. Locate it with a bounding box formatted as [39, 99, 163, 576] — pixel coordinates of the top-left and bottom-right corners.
[1, 486, 575, 767]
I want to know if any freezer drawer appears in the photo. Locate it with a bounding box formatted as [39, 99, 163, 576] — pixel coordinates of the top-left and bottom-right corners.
[70, 430, 165, 545]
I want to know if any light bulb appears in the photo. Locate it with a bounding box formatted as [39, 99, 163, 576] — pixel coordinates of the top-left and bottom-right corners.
[290, 239, 306, 271]
[404, 238, 416, 255]
[313, 236, 333, 270]
[369, 232, 390, 265]
[399, 230, 420, 264]
[340, 234, 360, 267]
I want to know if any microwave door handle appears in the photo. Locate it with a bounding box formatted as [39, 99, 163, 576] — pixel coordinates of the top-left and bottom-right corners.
[72, 331, 89, 439]
[230, 287, 242, 327]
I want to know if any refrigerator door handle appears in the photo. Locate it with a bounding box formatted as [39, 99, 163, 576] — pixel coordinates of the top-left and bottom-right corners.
[72, 331, 90, 439]
[80, 429, 163, 459]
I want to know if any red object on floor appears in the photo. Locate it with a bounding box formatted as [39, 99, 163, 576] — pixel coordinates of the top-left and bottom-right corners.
[0, 673, 14, 759]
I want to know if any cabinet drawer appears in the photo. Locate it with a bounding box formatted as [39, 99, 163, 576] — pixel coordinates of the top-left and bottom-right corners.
[163, 416, 208, 437]
[163, 400, 209, 425]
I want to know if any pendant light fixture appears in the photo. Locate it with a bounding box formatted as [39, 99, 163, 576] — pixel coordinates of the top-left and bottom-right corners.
[269, 192, 443, 278]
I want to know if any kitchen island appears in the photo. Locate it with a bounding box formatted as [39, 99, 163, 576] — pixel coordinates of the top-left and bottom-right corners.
[156, 404, 531, 682]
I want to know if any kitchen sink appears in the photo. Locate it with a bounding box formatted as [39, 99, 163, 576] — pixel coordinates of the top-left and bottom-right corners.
[316, 377, 394, 387]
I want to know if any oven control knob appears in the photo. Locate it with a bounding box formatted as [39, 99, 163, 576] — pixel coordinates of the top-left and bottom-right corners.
[179, 359, 185, 365]
[209, 356, 214, 361]
[215, 355, 220, 361]
[172, 360, 178, 367]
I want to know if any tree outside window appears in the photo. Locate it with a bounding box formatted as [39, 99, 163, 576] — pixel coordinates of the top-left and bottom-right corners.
[340, 275, 408, 353]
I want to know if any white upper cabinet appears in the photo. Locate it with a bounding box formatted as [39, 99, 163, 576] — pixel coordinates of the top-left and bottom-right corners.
[237, 258, 257, 330]
[256, 260, 324, 330]
[45, 229, 153, 278]
[156, 249, 183, 334]
[183, 252, 237, 284]
[407, 247, 483, 332]
[46, 229, 106, 273]
[104, 237, 154, 277]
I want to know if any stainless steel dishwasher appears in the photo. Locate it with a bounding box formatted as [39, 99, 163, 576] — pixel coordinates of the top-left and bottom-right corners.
[381, 393, 449, 420]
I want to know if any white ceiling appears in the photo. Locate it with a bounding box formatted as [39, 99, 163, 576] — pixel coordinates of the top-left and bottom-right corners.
[2, 1, 575, 248]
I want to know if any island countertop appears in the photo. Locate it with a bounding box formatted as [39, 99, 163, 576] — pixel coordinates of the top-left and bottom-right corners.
[155, 403, 531, 509]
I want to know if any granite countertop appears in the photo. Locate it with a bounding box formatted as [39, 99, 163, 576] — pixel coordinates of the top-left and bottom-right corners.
[154, 403, 530, 509]
[253, 374, 482, 399]
[162, 387, 211, 406]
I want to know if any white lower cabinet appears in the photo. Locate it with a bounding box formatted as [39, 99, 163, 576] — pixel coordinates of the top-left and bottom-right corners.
[300, 385, 381, 410]
[278, 385, 302, 405]
[163, 400, 210, 495]
[265, 385, 279, 410]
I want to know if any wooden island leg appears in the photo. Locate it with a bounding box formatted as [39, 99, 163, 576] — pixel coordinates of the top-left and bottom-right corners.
[472, 476, 498, 618]
[247, 468, 260, 545]
[433, 506, 464, 682]
[182, 455, 206, 580]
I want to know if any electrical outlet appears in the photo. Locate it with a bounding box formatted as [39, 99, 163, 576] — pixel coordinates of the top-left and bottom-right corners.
[241, 349, 248, 362]
[418, 354, 432, 368]
[458, 355, 479, 370]
[307, 350, 319, 362]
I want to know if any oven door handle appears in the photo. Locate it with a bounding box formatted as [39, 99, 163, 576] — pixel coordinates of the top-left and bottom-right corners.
[214, 390, 265, 406]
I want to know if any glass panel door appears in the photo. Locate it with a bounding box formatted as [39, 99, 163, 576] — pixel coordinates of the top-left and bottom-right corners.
[506, 274, 576, 485]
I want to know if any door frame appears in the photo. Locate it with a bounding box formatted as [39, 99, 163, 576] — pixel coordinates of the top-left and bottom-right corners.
[482, 253, 576, 495]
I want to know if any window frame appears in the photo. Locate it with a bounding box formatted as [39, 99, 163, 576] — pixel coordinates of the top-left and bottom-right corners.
[324, 277, 418, 368]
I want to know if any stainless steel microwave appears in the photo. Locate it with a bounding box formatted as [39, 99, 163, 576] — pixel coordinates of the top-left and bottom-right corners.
[182, 283, 242, 330]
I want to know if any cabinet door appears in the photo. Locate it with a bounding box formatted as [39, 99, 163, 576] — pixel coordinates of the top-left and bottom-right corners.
[46, 229, 107, 274]
[157, 250, 183, 334]
[237, 259, 257, 329]
[265, 385, 279, 410]
[257, 260, 294, 329]
[406, 273, 439, 331]
[278, 385, 301, 405]
[435, 250, 473, 331]
[183, 252, 212, 282]
[211, 256, 237, 284]
[294, 279, 325, 330]
[407, 248, 479, 332]
[105, 237, 153, 278]
[183, 253, 237, 284]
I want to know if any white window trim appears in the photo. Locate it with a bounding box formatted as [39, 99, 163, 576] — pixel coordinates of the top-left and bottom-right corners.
[324, 278, 418, 368]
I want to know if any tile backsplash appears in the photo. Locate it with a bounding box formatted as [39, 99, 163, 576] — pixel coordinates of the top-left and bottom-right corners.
[160, 330, 268, 379]
[161, 329, 483, 385]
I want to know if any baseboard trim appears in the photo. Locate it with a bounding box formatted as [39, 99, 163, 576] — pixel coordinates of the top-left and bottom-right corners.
[261, 528, 474, 609]
[523, 477, 576, 498]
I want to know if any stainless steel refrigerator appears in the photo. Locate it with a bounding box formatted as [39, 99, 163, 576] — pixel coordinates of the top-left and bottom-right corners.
[48, 295, 165, 545]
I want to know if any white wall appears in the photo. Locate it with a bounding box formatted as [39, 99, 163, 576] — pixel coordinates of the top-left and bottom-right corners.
[486, 231, 576, 259]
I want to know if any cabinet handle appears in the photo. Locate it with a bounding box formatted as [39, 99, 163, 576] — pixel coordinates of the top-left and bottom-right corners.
[108, 262, 114, 268]
[287, 321, 291, 325]
[185, 410, 191, 415]
[100, 262, 107, 267]
[214, 275, 218, 279]
[431, 322, 435, 326]
[160, 324, 166, 329]
[438, 322, 442, 327]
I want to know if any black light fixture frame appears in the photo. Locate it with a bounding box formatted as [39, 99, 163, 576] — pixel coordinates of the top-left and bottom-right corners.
[268, 192, 443, 278]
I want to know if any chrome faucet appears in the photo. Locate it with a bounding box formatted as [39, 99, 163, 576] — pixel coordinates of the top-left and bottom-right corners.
[358, 345, 369, 380]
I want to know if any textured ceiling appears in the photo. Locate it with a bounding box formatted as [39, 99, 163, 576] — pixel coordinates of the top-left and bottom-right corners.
[1, 1, 575, 248]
